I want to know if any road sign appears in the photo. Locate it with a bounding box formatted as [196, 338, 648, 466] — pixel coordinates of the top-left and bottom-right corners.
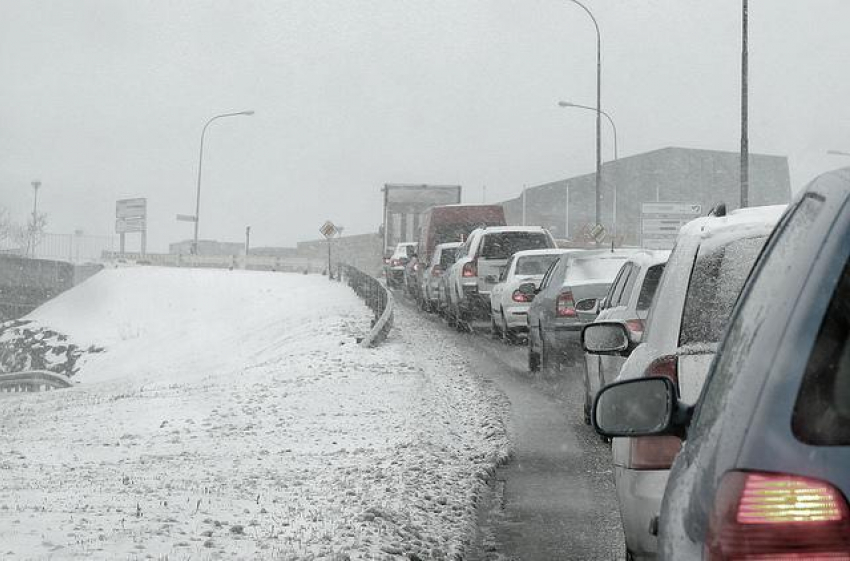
[176, 214, 197, 222]
[116, 198, 147, 219]
[589, 223, 606, 243]
[641, 201, 702, 250]
[320, 220, 338, 239]
[116, 217, 145, 233]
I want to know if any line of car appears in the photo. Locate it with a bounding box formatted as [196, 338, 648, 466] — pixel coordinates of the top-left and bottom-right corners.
[383, 167, 850, 559]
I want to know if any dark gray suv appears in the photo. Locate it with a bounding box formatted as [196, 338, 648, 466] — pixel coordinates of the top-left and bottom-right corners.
[592, 167, 850, 559]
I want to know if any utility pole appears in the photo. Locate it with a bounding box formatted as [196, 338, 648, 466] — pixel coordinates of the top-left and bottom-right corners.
[28, 180, 41, 257]
[245, 226, 251, 255]
[740, 0, 749, 208]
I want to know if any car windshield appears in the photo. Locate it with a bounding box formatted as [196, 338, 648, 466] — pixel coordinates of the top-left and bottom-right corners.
[679, 236, 768, 346]
[479, 232, 550, 259]
[0, 2, 842, 558]
[515, 255, 560, 276]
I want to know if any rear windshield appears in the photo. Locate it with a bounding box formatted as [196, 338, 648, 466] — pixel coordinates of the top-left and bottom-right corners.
[792, 259, 850, 445]
[566, 256, 629, 283]
[439, 248, 458, 267]
[679, 236, 767, 346]
[435, 221, 501, 247]
[637, 263, 665, 311]
[515, 255, 560, 276]
[479, 232, 551, 259]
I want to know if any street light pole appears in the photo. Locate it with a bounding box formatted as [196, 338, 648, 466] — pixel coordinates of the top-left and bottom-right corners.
[558, 101, 617, 160]
[566, 0, 602, 232]
[28, 180, 41, 257]
[193, 110, 255, 255]
[740, 0, 749, 208]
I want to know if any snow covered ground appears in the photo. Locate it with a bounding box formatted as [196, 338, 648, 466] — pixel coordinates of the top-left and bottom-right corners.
[0, 267, 509, 559]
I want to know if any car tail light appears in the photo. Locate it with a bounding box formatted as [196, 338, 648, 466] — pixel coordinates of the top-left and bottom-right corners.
[625, 318, 645, 337]
[431, 264, 443, 276]
[383, 257, 390, 265]
[462, 261, 477, 278]
[391, 259, 401, 267]
[413, 262, 421, 272]
[706, 471, 850, 560]
[629, 354, 682, 470]
[556, 290, 576, 317]
[512, 289, 531, 303]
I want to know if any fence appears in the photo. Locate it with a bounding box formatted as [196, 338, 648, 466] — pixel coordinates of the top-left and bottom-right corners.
[101, 252, 327, 273]
[0, 370, 73, 393]
[338, 264, 393, 347]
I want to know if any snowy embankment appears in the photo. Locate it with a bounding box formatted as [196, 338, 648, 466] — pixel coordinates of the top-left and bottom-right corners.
[0, 267, 509, 560]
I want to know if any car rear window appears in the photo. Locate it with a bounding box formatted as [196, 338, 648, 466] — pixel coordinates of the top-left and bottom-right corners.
[439, 249, 457, 267]
[637, 263, 665, 311]
[679, 236, 767, 346]
[792, 259, 850, 445]
[515, 255, 559, 276]
[479, 232, 551, 259]
[566, 256, 629, 283]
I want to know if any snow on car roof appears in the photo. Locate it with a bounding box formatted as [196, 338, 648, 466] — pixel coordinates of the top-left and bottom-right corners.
[470, 225, 549, 234]
[679, 204, 786, 240]
[510, 248, 570, 258]
[435, 241, 463, 249]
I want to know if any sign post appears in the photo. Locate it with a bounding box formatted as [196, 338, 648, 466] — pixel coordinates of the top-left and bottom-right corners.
[116, 198, 148, 256]
[320, 220, 338, 279]
[640, 202, 702, 249]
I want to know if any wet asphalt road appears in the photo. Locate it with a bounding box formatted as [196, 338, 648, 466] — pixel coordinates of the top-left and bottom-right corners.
[399, 297, 625, 560]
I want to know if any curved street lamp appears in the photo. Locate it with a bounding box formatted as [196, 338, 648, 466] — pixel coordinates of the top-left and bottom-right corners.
[565, 0, 602, 232]
[192, 110, 255, 255]
[558, 101, 617, 160]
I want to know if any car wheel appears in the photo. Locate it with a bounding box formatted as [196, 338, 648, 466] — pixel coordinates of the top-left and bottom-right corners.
[528, 331, 540, 372]
[582, 365, 593, 425]
[490, 315, 501, 338]
[540, 332, 551, 372]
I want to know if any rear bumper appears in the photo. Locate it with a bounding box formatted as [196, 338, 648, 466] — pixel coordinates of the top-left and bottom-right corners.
[503, 305, 530, 329]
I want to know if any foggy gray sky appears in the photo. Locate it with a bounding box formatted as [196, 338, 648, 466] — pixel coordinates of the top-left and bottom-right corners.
[1, 0, 848, 252]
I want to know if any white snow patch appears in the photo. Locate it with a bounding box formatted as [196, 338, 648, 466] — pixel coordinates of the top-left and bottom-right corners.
[0, 267, 508, 559]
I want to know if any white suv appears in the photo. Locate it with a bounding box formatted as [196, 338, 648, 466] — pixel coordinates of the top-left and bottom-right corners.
[583, 204, 785, 560]
[445, 226, 556, 329]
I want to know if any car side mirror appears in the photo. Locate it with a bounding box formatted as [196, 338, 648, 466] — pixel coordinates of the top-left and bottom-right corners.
[582, 321, 631, 355]
[575, 297, 599, 314]
[593, 377, 692, 439]
[518, 282, 537, 299]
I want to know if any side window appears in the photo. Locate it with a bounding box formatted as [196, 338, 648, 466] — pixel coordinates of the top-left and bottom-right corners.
[792, 259, 850, 445]
[604, 266, 628, 309]
[620, 265, 639, 305]
[539, 258, 561, 290]
[637, 263, 666, 311]
[611, 264, 634, 306]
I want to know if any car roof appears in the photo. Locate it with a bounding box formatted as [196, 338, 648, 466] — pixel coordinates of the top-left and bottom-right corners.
[678, 204, 786, 242]
[470, 226, 549, 235]
[510, 248, 569, 258]
[623, 249, 671, 267]
[434, 241, 462, 250]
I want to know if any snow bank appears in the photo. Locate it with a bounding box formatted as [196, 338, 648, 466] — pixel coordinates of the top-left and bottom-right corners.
[0, 267, 509, 559]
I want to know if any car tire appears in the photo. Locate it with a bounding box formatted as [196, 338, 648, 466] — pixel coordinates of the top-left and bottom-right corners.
[528, 331, 540, 372]
[490, 315, 501, 338]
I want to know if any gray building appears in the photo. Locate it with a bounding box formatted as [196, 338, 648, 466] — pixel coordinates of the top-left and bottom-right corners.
[501, 147, 791, 246]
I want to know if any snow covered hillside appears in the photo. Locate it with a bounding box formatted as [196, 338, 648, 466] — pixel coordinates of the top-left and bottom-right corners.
[0, 267, 509, 559]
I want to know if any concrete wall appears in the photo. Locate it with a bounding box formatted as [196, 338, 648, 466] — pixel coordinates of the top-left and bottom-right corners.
[0, 256, 103, 321]
[501, 147, 791, 245]
[298, 233, 384, 277]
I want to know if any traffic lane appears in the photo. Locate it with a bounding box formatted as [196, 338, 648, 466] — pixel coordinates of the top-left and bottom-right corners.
[464, 332, 625, 560]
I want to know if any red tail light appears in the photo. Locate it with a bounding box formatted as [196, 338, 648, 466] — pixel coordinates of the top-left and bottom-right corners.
[512, 289, 531, 303]
[391, 259, 401, 267]
[431, 264, 443, 277]
[706, 471, 850, 560]
[413, 262, 421, 272]
[625, 319, 645, 337]
[556, 290, 576, 317]
[383, 257, 390, 265]
[462, 261, 477, 278]
[629, 354, 682, 470]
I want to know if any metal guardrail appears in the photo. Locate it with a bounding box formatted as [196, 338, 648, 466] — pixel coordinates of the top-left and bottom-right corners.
[0, 370, 73, 393]
[338, 264, 394, 347]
